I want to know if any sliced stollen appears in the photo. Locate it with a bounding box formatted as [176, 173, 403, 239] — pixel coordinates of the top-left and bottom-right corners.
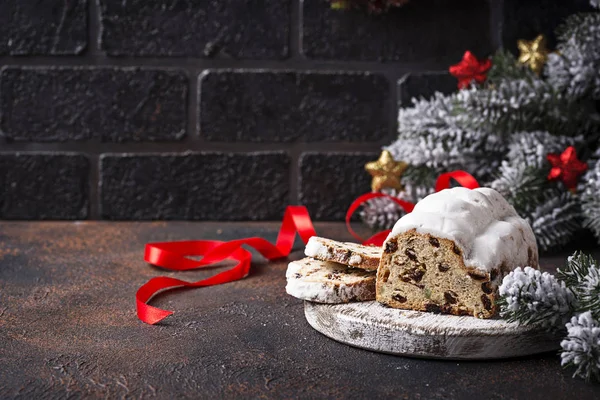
[376, 187, 539, 319]
[304, 236, 381, 271]
[286, 257, 376, 303]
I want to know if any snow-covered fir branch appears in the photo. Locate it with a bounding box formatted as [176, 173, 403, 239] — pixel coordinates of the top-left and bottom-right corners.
[498, 267, 576, 330]
[388, 52, 599, 182]
[560, 312, 600, 382]
[498, 252, 600, 381]
[526, 190, 582, 251]
[360, 183, 434, 230]
[580, 151, 600, 242]
[547, 10, 600, 100]
[506, 131, 582, 170]
[558, 251, 600, 319]
[490, 161, 547, 215]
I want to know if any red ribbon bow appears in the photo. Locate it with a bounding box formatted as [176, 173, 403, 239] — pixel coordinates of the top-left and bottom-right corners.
[137, 171, 479, 324]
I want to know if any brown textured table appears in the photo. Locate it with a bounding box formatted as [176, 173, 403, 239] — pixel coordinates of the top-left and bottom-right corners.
[0, 222, 598, 399]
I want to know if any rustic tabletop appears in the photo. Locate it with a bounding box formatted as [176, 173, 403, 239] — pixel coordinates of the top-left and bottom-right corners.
[0, 222, 598, 399]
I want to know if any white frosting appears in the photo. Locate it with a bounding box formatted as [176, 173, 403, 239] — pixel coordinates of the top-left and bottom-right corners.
[286, 260, 303, 279]
[285, 277, 374, 303]
[388, 187, 538, 273]
[349, 254, 363, 266]
[305, 237, 327, 259]
[285, 259, 375, 303]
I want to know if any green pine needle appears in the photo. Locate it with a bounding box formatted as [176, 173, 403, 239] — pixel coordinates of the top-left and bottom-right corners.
[558, 251, 597, 288]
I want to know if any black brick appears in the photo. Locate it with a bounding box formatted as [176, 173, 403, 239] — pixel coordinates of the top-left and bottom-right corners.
[0, 153, 89, 219]
[98, 0, 290, 59]
[0, 0, 87, 55]
[398, 72, 457, 108]
[0, 67, 187, 142]
[199, 70, 390, 142]
[100, 152, 291, 220]
[299, 152, 376, 221]
[502, 0, 594, 55]
[302, 0, 492, 63]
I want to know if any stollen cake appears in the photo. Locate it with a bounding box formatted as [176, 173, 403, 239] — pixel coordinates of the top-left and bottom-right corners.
[286, 257, 376, 303]
[304, 236, 381, 271]
[376, 187, 538, 318]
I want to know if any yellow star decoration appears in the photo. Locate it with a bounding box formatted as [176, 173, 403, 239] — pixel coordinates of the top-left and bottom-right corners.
[365, 150, 408, 192]
[517, 34, 550, 75]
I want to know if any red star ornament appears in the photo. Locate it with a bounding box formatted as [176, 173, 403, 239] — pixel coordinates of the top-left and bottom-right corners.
[546, 146, 588, 190]
[449, 51, 492, 90]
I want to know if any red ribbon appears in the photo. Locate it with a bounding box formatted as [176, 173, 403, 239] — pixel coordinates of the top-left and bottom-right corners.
[137, 170, 479, 324]
[138, 206, 316, 324]
[345, 192, 414, 245]
[434, 170, 480, 193]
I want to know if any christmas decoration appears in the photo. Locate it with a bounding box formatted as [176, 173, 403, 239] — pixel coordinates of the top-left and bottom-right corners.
[498, 267, 575, 330]
[517, 34, 550, 75]
[365, 150, 408, 192]
[558, 252, 600, 320]
[547, 146, 588, 189]
[499, 251, 600, 382]
[359, 184, 434, 230]
[329, 0, 410, 13]
[561, 312, 600, 381]
[449, 51, 493, 89]
[581, 151, 600, 239]
[546, 11, 600, 100]
[138, 170, 475, 324]
[363, 2, 600, 251]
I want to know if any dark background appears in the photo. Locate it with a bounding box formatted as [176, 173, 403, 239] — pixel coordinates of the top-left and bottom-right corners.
[0, 0, 594, 221]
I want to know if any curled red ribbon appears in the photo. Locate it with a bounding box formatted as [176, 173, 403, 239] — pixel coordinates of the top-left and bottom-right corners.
[345, 192, 414, 245]
[138, 206, 316, 324]
[137, 170, 479, 324]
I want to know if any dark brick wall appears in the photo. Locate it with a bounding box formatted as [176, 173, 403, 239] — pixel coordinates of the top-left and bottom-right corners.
[0, 0, 591, 220]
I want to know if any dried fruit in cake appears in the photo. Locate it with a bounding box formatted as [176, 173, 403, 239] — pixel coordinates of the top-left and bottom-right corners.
[286, 257, 376, 303]
[304, 236, 381, 271]
[376, 187, 539, 318]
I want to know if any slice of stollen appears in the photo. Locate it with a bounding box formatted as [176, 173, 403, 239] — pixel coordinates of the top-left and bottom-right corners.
[285, 257, 376, 303]
[304, 236, 381, 271]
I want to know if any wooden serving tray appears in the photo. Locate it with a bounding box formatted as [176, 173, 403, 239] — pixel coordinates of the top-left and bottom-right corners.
[304, 301, 561, 360]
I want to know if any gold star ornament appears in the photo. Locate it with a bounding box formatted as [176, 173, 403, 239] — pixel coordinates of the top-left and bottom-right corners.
[517, 34, 550, 75]
[365, 150, 408, 192]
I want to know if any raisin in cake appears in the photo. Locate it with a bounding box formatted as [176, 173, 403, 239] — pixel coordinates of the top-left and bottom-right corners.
[286, 257, 376, 303]
[376, 187, 538, 318]
[305, 236, 381, 271]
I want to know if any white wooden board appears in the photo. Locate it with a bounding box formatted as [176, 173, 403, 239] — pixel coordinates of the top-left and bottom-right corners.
[304, 301, 561, 360]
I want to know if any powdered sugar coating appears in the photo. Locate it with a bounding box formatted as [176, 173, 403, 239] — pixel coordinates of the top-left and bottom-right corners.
[349, 254, 363, 265]
[305, 238, 329, 259]
[285, 258, 376, 303]
[389, 187, 538, 273]
[304, 236, 381, 270]
[285, 279, 375, 303]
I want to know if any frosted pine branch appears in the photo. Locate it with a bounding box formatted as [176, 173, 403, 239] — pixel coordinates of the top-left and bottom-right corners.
[580, 267, 600, 319]
[360, 190, 405, 231]
[360, 184, 434, 230]
[527, 191, 582, 251]
[498, 267, 576, 330]
[389, 75, 598, 182]
[506, 131, 581, 170]
[490, 161, 546, 215]
[546, 11, 600, 100]
[580, 151, 600, 241]
[558, 251, 600, 319]
[560, 312, 600, 382]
